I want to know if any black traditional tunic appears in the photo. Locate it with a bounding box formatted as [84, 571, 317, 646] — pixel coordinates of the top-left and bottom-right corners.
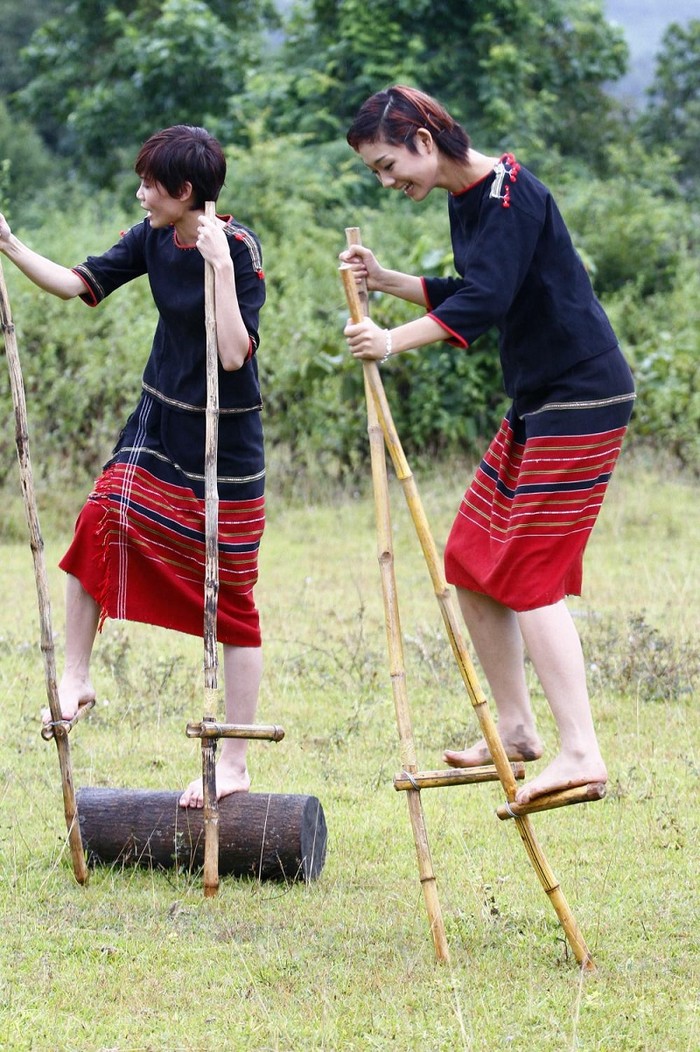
[60, 216, 267, 645]
[423, 156, 635, 610]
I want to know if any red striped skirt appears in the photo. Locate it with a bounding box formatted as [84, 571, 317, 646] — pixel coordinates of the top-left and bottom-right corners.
[60, 392, 265, 646]
[444, 352, 635, 611]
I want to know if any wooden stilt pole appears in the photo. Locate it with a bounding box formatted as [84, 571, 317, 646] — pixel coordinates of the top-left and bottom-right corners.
[361, 355, 596, 970]
[202, 200, 221, 898]
[342, 230, 450, 963]
[0, 259, 88, 885]
[340, 234, 596, 970]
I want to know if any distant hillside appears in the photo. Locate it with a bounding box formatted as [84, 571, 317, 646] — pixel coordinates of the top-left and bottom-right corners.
[604, 0, 697, 103]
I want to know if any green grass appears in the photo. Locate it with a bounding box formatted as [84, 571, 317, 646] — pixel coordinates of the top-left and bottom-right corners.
[0, 453, 698, 1051]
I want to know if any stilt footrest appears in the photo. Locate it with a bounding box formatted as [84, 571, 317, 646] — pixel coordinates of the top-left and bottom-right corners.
[41, 698, 96, 741]
[186, 721, 285, 741]
[394, 762, 525, 792]
[496, 782, 607, 820]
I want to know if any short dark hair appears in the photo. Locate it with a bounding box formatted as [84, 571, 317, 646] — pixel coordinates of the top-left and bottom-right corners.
[347, 85, 470, 163]
[134, 125, 226, 209]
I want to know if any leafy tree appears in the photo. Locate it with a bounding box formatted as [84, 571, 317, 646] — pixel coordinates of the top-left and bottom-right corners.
[13, 0, 275, 184]
[267, 0, 627, 164]
[639, 20, 700, 195]
[0, 98, 57, 206]
[0, 0, 62, 95]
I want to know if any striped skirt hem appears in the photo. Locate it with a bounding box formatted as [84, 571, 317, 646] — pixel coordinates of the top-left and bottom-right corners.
[60, 463, 264, 646]
[444, 391, 634, 611]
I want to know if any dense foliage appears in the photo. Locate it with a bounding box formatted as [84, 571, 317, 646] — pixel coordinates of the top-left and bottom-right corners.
[0, 1, 699, 484]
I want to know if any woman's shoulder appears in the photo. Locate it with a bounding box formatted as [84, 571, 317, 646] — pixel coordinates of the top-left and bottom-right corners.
[222, 216, 264, 278]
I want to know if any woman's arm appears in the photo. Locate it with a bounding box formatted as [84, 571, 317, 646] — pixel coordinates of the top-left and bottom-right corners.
[339, 245, 427, 307]
[0, 213, 85, 299]
[196, 214, 251, 372]
[344, 314, 448, 362]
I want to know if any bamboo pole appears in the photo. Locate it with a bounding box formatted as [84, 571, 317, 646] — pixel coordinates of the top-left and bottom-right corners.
[0, 258, 88, 885]
[341, 229, 450, 964]
[201, 200, 221, 897]
[340, 232, 596, 971]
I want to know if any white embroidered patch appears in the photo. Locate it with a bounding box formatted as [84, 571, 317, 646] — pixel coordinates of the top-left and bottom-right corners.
[489, 161, 507, 202]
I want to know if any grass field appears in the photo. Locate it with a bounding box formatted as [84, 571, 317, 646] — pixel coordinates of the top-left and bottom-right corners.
[0, 453, 698, 1051]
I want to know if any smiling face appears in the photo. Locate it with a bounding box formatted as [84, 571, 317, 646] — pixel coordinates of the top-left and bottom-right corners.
[135, 178, 193, 228]
[357, 130, 438, 201]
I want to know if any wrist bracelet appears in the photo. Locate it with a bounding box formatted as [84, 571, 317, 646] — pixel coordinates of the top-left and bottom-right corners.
[380, 329, 393, 364]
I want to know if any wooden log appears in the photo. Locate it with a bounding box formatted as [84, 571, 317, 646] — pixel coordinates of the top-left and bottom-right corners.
[76, 788, 327, 882]
[496, 782, 607, 820]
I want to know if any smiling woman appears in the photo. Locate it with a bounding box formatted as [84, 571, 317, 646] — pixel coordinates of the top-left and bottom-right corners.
[339, 84, 636, 810]
[0, 124, 269, 811]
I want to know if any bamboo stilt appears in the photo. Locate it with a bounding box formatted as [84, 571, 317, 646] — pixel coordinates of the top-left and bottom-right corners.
[340, 231, 596, 971]
[0, 259, 88, 885]
[363, 352, 596, 971]
[342, 230, 449, 964]
[202, 200, 221, 898]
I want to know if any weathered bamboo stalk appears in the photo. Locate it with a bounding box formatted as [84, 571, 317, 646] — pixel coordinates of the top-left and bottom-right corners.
[341, 231, 596, 971]
[0, 258, 88, 885]
[341, 230, 450, 963]
[202, 200, 221, 897]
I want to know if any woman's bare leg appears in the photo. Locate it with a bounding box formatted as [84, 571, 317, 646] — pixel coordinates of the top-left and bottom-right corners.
[444, 588, 543, 767]
[179, 644, 262, 808]
[42, 573, 99, 723]
[515, 600, 607, 803]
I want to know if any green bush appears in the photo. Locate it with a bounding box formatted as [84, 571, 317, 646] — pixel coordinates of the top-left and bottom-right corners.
[1, 136, 699, 490]
[606, 249, 700, 473]
[0, 199, 152, 485]
[555, 144, 692, 298]
[0, 99, 56, 204]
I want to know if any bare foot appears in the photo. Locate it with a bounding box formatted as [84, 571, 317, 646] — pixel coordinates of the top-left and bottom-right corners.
[179, 762, 251, 808]
[515, 750, 607, 805]
[41, 677, 96, 724]
[444, 730, 543, 769]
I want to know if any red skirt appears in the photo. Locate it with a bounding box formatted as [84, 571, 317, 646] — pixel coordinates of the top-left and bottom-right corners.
[444, 353, 635, 611]
[60, 392, 265, 646]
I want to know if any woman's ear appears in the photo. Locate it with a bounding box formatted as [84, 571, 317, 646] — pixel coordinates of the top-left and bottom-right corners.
[415, 127, 435, 153]
[178, 180, 195, 203]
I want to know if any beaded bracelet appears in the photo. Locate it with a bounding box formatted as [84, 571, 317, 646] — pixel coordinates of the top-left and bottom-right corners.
[379, 329, 393, 364]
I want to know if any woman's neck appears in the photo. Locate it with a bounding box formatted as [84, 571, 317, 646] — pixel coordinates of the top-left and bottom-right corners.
[439, 149, 500, 194]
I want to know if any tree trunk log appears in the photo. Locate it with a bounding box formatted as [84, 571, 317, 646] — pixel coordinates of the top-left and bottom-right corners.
[76, 788, 327, 883]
